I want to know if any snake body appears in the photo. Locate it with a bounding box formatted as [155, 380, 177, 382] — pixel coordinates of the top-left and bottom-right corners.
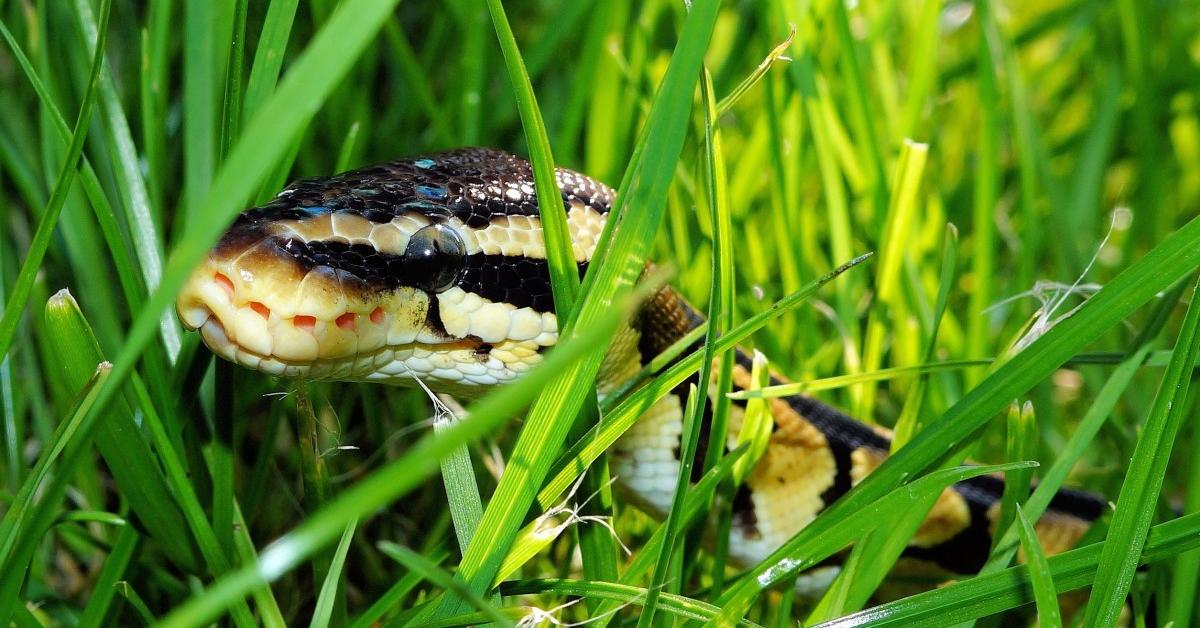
[177, 148, 1104, 582]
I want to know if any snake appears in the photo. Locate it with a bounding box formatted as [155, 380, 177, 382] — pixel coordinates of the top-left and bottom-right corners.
[175, 147, 1104, 587]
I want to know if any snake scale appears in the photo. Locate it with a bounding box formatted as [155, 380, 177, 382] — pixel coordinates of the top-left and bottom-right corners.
[176, 148, 1104, 588]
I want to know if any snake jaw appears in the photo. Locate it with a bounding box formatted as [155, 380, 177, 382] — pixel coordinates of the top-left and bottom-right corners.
[175, 237, 540, 389]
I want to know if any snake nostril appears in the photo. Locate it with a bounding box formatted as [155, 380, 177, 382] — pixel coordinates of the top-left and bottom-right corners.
[214, 273, 235, 300]
[250, 301, 270, 319]
[369, 307, 384, 324]
[294, 315, 316, 332]
[336, 312, 357, 331]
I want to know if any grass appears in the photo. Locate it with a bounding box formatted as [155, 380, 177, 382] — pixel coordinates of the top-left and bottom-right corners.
[1, 0, 1200, 626]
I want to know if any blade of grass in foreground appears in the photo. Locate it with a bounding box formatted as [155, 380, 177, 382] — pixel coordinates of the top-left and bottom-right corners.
[1015, 505, 1062, 628]
[500, 579, 763, 627]
[1083, 273, 1200, 627]
[639, 384, 702, 627]
[380, 542, 513, 627]
[242, 0, 300, 121]
[155, 295, 628, 627]
[717, 462, 1032, 627]
[856, 139, 928, 417]
[485, 0, 577, 311]
[1168, 413, 1200, 624]
[77, 524, 139, 628]
[710, 215, 1200, 623]
[482, 5, 624, 590]
[697, 64, 738, 594]
[309, 520, 356, 628]
[349, 549, 450, 628]
[435, 0, 721, 616]
[591, 446, 748, 628]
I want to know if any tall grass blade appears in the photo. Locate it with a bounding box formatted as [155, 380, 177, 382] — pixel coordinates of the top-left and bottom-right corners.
[1083, 274, 1200, 626]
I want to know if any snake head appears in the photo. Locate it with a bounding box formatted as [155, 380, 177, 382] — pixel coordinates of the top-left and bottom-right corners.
[174, 151, 607, 392]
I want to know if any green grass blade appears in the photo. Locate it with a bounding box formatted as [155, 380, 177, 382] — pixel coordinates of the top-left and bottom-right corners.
[77, 524, 139, 628]
[716, 27, 794, 116]
[966, 2, 999, 386]
[1083, 274, 1200, 626]
[0, 17, 148, 328]
[218, 0, 249, 157]
[310, 520, 357, 628]
[433, 398, 485, 554]
[1168, 396, 1200, 624]
[241, 0, 301, 122]
[350, 549, 450, 628]
[995, 401, 1036, 548]
[501, 579, 764, 626]
[638, 383, 701, 627]
[1015, 505, 1062, 628]
[485, 0, 577, 312]
[805, 487, 939, 622]
[897, 0, 941, 139]
[857, 139, 928, 416]
[981, 283, 1181, 575]
[439, 0, 722, 614]
[182, 0, 217, 226]
[716, 463, 1038, 625]
[140, 0, 172, 218]
[590, 446, 748, 627]
[380, 542, 513, 627]
[893, 223, 957, 448]
[232, 503, 287, 628]
[698, 63, 738, 591]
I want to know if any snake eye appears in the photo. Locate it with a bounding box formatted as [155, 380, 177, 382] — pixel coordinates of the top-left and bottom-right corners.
[404, 224, 465, 293]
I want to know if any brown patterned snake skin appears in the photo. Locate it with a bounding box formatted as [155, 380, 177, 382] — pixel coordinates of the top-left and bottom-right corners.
[175, 148, 1104, 585]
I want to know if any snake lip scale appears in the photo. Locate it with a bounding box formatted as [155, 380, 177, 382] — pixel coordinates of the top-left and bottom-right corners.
[176, 147, 1105, 586]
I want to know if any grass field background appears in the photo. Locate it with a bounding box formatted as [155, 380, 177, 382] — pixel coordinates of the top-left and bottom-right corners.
[2, 0, 1200, 625]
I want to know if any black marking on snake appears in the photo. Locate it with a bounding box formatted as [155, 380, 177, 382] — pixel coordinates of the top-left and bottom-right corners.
[458, 255, 588, 313]
[732, 484, 761, 540]
[246, 148, 613, 230]
[902, 475, 1103, 573]
[276, 237, 587, 315]
[423, 294, 449, 338]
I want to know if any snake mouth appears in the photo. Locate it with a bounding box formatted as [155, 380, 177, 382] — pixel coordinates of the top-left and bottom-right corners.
[175, 244, 547, 388]
[191, 313, 483, 381]
[174, 227, 449, 379]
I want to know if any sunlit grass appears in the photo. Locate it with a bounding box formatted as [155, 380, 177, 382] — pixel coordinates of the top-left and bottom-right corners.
[2, 0, 1200, 626]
